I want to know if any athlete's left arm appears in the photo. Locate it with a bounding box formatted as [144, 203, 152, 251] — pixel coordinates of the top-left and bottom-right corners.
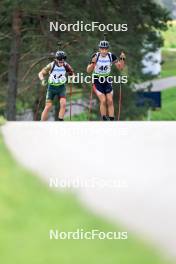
[114, 52, 126, 71]
[65, 63, 75, 76]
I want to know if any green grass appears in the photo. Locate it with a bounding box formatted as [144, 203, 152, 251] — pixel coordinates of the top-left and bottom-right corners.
[160, 50, 176, 78]
[0, 115, 6, 125]
[159, 20, 176, 78]
[162, 21, 176, 49]
[151, 87, 176, 120]
[0, 132, 173, 264]
[65, 111, 97, 121]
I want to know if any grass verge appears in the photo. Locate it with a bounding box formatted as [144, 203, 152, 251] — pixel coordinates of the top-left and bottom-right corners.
[160, 50, 176, 78]
[0, 131, 173, 264]
[150, 86, 176, 120]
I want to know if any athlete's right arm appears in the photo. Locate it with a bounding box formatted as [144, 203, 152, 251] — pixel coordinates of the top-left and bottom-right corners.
[38, 64, 51, 81]
[38, 68, 47, 81]
[87, 55, 97, 73]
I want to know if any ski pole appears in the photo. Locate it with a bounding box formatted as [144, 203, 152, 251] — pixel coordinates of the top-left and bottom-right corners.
[88, 85, 93, 120]
[117, 81, 122, 121]
[69, 82, 72, 121]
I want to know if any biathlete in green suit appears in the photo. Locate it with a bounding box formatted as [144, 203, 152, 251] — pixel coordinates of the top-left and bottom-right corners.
[38, 51, 74, 121]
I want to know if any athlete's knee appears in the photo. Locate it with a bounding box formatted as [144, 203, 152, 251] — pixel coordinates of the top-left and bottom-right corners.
[45, 103, 52, 111]
[60, 99, 66, 109]
[100, 97, 106, 105]
[107, 97, 113, 106]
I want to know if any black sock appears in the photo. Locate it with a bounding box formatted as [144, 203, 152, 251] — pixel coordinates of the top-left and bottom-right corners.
[58, 118, 64, 121]
[109, 116, 115, 121]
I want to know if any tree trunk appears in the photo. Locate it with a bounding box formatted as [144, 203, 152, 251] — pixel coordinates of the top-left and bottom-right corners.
[7, 9, 21, 120]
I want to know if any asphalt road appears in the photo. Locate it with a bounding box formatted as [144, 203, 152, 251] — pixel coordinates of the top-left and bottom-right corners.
[135, 76, 176, 91]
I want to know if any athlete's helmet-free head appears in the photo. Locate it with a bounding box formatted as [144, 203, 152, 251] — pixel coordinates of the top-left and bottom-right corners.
[98, 40, 109, 49]
[55, 50, 67, 60]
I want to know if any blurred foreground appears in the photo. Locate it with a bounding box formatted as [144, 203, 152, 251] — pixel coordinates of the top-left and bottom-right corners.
[0, 122, 175, 263]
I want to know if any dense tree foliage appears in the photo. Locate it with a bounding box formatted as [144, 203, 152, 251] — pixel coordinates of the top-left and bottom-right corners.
[0, 0, 170, 120]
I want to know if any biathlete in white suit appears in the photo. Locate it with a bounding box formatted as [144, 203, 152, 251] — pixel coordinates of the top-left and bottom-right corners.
[87, 40, 126, 120]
